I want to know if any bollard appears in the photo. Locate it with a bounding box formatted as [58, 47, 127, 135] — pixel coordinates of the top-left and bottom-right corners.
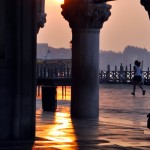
[42, 86, 57, 111]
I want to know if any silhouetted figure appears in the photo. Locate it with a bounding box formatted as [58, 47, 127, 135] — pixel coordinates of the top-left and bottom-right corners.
[131, 60, 145, 96]
[147, 113, 150, 129]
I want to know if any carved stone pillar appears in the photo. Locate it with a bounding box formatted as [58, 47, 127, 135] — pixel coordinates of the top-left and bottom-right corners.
[61, 2, 111, 117]
[37, 0, 47, 33]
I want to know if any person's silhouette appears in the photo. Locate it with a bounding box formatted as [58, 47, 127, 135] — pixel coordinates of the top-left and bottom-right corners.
[131, 60, 145, 96]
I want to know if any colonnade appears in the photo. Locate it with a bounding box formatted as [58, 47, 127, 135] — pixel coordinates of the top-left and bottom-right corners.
[0, 0, 149, 143]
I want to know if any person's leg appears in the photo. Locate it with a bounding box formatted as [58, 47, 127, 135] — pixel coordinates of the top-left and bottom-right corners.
[138, 82, 146, 95]
[138, 83, 143, 90]
[132, 83, 136, 95]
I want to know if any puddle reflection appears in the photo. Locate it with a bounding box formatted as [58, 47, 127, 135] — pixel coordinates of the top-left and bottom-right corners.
[57, 86, 71, 100]
[35, 84, 150, 149]
[36, 86, 71, 100]
[36, 88, 78, 149]
[46, 112, 77, 143]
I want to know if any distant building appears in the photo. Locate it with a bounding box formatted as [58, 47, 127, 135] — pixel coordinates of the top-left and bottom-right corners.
[37, 43, 49, 59]
[99, 50, 122, 70]
[37, 43, 71, 60]
[122, 45, 150, 70]
[37, 43, 150, 70]
[37, 43, 72, 68]
[100, 45, 150, 70]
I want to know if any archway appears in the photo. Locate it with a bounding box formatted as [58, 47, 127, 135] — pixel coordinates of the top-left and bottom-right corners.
[0, 0, 149, 146]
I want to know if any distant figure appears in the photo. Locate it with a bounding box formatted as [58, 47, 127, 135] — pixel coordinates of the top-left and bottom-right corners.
[147, 113, 150, 129]
[131, 60, 146, 96]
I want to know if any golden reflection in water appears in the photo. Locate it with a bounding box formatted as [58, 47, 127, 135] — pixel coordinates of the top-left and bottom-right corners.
[36, 86, 77, 149]
[36, 111, 78, 149]
[46, 112, 77, 143]
[36, 86, 71, 101]
[57, 86, 71, 100]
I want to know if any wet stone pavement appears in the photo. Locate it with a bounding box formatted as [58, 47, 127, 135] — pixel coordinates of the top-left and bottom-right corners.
[33, 84, 150, 150]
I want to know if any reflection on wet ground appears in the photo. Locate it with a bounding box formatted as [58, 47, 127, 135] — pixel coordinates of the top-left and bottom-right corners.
[33, 84, 150, 150]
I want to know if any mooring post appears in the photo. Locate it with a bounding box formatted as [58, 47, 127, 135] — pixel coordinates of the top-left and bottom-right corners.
[42, 86, 57, 111]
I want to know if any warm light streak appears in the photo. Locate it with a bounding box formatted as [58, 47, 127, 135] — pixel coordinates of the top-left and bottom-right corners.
[46, 112, 76, 142]
[36, 86, 71, 101]
[57, 86, 71, 101]
[36, 86, 75, 148]
[55, 0, 64, 4]
[35, 112, 78, 150]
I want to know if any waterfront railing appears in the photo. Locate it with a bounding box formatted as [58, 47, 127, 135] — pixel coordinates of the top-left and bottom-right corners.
[36, 62, 150, 85]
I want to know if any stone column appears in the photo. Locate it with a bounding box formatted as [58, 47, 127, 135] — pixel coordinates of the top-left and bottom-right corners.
[0, 0, 36, 141]
[61, 2, 111, 117]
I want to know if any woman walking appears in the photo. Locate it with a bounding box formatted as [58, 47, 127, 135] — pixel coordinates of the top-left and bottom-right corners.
[131, 60, 146, 96]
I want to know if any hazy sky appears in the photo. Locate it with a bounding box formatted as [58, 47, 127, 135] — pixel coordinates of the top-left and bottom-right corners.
[37, 0, 150, 52]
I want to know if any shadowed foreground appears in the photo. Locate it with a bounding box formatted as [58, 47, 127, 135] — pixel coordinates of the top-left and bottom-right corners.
[34, 84, 150, 150]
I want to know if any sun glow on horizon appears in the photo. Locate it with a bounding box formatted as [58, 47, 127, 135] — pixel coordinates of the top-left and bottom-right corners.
[55, 0, 64, 4]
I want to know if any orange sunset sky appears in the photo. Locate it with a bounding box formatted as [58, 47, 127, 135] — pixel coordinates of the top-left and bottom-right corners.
[37, 0, 150, 52]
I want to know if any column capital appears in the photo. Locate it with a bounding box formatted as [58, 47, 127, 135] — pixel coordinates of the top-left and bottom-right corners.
[37, 0, 47, 34]
[37, 12, 47, 33]
[61, 2, 111, 29]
